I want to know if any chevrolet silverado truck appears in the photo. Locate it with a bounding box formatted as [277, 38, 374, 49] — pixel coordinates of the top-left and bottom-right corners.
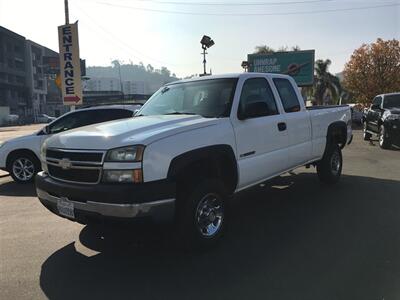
[363, 92, 400, 149]
[36, 73, 352, 247]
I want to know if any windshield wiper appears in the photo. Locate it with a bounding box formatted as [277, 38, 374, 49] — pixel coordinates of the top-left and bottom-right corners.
[164, 112, 198, 115]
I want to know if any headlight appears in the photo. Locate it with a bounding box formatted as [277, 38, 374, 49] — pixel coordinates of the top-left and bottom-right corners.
[386, 114, 400, 121]
[103, 169, 143, 183]
[105, 145, 144, 162]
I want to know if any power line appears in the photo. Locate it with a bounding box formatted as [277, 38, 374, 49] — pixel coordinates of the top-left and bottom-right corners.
[97, 2, 400, 16]
[74, 3, 186, 67]
[125, 0, 334, 6]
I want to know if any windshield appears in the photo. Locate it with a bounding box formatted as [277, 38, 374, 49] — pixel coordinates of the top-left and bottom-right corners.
[138, 78, 238, 118]
[383, 94, 400, 108]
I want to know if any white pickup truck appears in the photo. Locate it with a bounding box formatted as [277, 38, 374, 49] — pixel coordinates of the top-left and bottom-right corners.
[36, 73, 352, 247]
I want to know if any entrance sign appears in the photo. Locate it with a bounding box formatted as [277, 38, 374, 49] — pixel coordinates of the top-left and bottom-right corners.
[58, 23, 82, 105]
[247, 50, 315, 86]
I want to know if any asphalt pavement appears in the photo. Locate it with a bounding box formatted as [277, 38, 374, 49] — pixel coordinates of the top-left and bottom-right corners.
[0, 130, 399, 300]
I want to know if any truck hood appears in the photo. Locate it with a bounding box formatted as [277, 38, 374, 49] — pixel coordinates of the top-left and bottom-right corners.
[45, 115, 219, 150]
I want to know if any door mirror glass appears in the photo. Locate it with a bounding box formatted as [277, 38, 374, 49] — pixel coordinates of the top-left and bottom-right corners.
[240, 101, 270, 119]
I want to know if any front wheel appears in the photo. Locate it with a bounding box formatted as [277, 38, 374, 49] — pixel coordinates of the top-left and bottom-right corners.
[317, 144, 343, 184]
[176, 179, 227, 249]
[379, 126, 391, 149]
[8, 154, 40, 184]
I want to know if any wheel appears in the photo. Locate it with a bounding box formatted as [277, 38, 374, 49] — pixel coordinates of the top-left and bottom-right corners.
[378, 126, 391, 149]
[363, 122, 371, 141]
[8, 153, 40, 183]
[176, 179, 227, 249]
[317, 144, 342, 184]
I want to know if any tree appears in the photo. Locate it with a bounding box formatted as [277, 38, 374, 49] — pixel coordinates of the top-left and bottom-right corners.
[254, 45, 301, 54]
[314, 59, 342, 105]
[343, 38, 400, 104]
[254, 45, 275, 54]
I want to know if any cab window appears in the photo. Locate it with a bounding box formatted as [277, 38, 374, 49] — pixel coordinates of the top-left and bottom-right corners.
[273, 78, 301, 113]
[238, 77, 279, 118]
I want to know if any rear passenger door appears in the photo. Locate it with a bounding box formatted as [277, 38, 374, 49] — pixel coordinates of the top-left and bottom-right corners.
[273, 77, 312, 167]
[232, 77, 290, 190]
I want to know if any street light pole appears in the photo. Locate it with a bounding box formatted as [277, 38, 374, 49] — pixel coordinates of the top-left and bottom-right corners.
[202, 45, 207, 76]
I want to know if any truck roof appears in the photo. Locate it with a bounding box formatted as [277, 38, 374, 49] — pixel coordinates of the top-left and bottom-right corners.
[167, 72, 292, 85]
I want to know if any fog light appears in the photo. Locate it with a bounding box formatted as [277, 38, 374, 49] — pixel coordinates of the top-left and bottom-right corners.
[103, 169, 143, 183]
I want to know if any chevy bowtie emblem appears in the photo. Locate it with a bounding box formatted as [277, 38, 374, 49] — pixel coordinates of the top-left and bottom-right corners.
[59, 158, 72, 170]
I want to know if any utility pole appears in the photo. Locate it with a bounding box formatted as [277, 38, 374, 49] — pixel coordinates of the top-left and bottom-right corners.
[64, 0, 69, 25]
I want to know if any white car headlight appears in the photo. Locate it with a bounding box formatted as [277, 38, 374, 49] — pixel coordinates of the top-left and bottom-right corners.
[105, 145, 144, 162]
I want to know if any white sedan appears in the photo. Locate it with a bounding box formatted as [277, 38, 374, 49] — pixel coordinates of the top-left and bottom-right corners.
[0, 105, 140, 183]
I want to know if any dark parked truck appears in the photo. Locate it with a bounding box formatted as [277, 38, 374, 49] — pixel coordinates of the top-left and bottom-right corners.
[363, 92, 400, 148]
[36, 73, 352, 247]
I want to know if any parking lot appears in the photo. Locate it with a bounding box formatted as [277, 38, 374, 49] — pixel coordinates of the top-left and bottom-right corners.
[0, 130, 399, 300]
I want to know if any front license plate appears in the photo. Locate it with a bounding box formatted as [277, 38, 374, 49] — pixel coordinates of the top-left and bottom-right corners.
[57, 198, 75, 219]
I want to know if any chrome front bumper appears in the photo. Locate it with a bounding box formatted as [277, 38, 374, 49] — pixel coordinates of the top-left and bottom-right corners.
[36, 188, 175, 221]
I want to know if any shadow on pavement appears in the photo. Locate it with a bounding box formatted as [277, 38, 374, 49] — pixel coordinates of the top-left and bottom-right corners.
[0, 180, 36, 197]
[39, 173, 400, 300]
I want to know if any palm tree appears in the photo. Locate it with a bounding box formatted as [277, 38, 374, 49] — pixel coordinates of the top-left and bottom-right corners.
[313, 59, 341, 105]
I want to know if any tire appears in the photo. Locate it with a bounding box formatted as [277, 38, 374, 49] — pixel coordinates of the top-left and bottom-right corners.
[378, 126, 391, 149]
[7, 153, 41, 184]
[317, 144, 343, 184]
[363, 122, 371, 141]
[176, 178, 227, 249]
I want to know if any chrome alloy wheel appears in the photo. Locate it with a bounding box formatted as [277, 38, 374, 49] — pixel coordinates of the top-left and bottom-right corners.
[12, 158, 35, 181]
[330, 149, 341, 176]
[195, 193, 224, 237]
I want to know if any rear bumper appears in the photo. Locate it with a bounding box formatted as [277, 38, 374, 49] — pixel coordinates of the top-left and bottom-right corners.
[35, 172, 176, 223]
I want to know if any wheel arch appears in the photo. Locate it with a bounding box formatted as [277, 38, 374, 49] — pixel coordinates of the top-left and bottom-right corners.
[326, 121, 347, 149]
[167, 145, 238, 194]
[6, 148, 41, 170]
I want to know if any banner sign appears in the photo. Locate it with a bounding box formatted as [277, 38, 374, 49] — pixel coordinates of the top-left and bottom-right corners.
[247, 50, 315, 86]
[58, 23, 82, 105]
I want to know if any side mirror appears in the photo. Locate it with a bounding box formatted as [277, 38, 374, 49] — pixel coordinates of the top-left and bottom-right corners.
[133, 109, 140, 116]
[44, 125, 50, 135]
[371, 104, 380, 110]
[239, 101, 269, 120]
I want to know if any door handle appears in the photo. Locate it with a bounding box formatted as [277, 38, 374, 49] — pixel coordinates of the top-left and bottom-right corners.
[277, 122, 287, 131]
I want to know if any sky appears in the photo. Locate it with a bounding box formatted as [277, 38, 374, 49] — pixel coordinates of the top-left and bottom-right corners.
[0, 0, 399, 77]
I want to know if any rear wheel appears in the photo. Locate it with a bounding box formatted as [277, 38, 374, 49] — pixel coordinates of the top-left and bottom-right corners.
[176, 179, 226, 249]
[379, 126, 391, 149]
[317, 144, 342, 184]
[363, 122, 371, 141]
[8, 153, 40, 184]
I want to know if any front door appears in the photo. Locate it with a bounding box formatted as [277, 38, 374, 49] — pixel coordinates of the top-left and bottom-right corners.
[232, 77, 289, 190]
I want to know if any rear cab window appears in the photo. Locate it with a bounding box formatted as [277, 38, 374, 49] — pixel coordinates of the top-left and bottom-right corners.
[273, 78, 301, 113]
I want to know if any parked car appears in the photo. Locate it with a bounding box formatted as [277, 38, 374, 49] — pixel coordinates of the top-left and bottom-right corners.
[0, 105, 141, 183]
[5, 114, 19, 125]
[36, 73, 352, 247]
[363, 92, 400, 149]
[36, 114, 56, 123]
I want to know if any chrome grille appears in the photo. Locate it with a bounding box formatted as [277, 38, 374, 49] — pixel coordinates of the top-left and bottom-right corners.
[46, 148, 105, 184]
